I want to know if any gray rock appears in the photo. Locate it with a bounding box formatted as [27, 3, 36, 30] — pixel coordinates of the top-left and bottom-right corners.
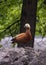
[38, 49, 46, 65]
[0, 47, 46, 65]
[14, 61, 23, 65]
[28, 58, 39, 65]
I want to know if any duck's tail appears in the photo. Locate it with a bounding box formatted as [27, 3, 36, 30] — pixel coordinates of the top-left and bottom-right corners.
[11, 37, 16, 43]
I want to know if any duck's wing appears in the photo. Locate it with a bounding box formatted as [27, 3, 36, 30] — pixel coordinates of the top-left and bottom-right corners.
[15, 33, 26, 40]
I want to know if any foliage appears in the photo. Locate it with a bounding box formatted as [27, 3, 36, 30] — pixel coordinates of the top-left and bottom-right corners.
[36, 0, 46, 37]
[0, 0, 22, 32]
[0, 0, 46, 39]
[0, 0, 22, 39]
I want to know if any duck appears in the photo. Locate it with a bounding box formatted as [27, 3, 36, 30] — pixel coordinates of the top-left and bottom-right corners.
[11, 23, 32, 45]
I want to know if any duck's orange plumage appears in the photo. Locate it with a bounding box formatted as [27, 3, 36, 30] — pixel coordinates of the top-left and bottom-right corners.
[11, 23, 32, 44]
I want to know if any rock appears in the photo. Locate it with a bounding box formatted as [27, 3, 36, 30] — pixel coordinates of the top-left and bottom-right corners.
[14, 61, 23, 65]
[28, 58, 39, 65]
[0, 47, 46, 65]
[38, 49, 46, 65]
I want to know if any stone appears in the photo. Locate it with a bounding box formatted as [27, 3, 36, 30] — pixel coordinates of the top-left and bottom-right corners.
[0, 47, 46, 65]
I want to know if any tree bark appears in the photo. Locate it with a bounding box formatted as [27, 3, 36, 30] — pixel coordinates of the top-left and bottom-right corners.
[18, 0, 37, 47]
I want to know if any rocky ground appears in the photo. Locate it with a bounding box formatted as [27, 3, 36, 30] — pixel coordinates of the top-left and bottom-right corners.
[34, 37, 46, 51]
[0, 47, 46, 65]
[0, 36, 46, 65]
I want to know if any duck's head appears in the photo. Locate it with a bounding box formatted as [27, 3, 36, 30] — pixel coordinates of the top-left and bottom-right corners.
[24, 23, 31, 30]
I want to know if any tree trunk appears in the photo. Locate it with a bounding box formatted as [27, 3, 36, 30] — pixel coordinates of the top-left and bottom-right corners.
[18, 0, 37, 47]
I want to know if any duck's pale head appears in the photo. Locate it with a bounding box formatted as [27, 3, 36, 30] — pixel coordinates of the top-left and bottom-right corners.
[24, 23, 31, 30]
